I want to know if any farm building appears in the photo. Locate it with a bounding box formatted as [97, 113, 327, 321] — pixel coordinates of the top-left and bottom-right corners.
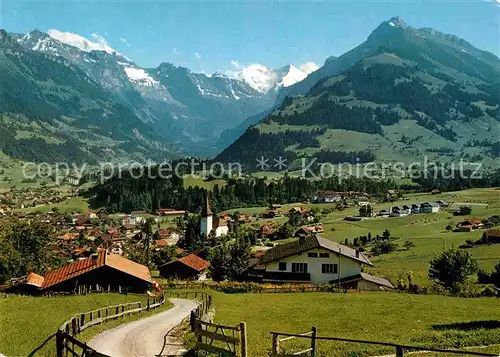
[482, 229, 500, 244]
[41, 250, 152, 293]
[456, 218, 484, 232]
[159, 254, 209, 280]
[1, 273, 45, 294]
[250, 235, 392, 289]
[294, 224, 325, 236]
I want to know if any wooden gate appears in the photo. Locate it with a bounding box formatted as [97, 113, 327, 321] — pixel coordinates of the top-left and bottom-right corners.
[193, 318, 247, 357]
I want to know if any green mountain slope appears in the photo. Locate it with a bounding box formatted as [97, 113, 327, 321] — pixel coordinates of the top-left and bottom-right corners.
[216, 18, 500, 171]
[0, 30, 174, 163]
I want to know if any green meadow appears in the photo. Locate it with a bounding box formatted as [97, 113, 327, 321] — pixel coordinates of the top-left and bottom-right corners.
[0, 293, 169, 357]
[205, 290, 500, 357]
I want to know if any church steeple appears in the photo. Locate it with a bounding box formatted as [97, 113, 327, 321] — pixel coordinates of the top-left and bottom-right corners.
[202, 190, 213, 217]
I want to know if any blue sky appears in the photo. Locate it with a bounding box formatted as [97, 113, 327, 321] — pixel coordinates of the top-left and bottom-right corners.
[2, 0, 499, 73]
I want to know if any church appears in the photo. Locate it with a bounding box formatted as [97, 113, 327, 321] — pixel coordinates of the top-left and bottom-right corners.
[200, 192, 229, 237]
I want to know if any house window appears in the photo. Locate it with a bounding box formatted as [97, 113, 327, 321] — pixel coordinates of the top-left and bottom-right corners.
[321, 264, 338, 274]
[308, 252, 318, 258]
[319, 253, 330, 258]
[292, 263, 308, 273]
[278, 262, 287, 271]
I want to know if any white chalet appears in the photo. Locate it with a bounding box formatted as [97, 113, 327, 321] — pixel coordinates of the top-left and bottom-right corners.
[252, 235, 393, 290]
[420, 202, 440, 213]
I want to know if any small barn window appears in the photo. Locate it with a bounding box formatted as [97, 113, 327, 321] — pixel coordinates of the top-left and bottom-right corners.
[319, 253, 330, 258]
[308, 252, 318, 258]
[279, 262, 287, 271]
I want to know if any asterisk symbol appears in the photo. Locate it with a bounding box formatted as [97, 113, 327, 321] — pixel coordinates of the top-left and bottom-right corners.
[274, 156, 287, 170]
[256, 156, 269, 171]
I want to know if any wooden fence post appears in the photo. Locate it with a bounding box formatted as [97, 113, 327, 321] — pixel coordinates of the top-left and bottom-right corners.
[56, 330, 64, 357]
[190, 311, 195, 331]
[310, 327, 317, 356]
[147, 299, 150, 311]
[272, 333, 280, 356]
[240, 322, 247, 357]
[396, 346, 404, 357]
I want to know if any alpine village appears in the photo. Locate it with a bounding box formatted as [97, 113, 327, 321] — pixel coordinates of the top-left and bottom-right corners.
[1, 7, 500, 357]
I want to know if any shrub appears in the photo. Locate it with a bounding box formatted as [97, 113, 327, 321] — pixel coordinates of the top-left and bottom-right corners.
[429, 249, 479, 292]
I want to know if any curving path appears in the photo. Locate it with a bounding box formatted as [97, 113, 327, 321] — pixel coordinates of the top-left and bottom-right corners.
[88, 298, 199, 357]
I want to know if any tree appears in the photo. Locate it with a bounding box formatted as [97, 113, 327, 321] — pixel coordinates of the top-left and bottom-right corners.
[209, 244, 231, 282]
[371, 240, 398, 256]
[491, 261, 500, 288]
[140, 218, 155, 266]
[228, 238, 251, 281]
[0, 219, 59, 283]
[209, 237, 251, 282]
[428, 249, 479, 292]
[152, 245, 177, 268]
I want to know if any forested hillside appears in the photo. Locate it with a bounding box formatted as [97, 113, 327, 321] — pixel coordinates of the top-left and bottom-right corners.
[216, 18, 500, 170]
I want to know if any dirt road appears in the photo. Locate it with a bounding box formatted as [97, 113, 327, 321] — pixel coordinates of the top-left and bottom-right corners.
[88, 298, 198, 357]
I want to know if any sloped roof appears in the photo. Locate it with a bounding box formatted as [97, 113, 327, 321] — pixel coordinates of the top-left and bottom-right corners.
[360, 273, 394, 289]
[161, 254, 209, 272]
[106, 253, 152, 283]
[260, 235, 372, 266]
[178, 254, 209, 272]
[41, 250, 152, 289]
[486, 229, 500, 238]
[26, 272, 45, 287]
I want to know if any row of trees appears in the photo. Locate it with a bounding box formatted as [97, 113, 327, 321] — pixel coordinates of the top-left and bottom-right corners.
[89, 172, 398, 214]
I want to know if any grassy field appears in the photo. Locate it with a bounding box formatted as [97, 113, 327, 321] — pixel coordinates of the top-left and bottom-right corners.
[15, 196, 91, 214]
[201, 290, 500, 357]
[0, 293, 168, 357]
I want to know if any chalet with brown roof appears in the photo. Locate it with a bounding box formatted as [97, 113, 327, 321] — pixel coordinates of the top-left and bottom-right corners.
[262, 209, 281, 218]
[41, 250, 152, 293]
[158, 254, 209, 280]
[250, 234, 393, 290]
[294, 224, 325, 236]
[456, 218, 484, 232]
[260, 223, 277, 238]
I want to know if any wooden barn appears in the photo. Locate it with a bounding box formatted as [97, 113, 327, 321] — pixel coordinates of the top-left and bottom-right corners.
[0, 272, 45, 294]
[159, 254, 209, 281]
[41, 250, 152, 293]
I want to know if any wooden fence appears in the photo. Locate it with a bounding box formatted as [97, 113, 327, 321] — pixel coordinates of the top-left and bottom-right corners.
[167, 291, 248, 356]
[192, 318, 247, 357]
[270, 329, 499, 357]
[56, 295, 164, 357]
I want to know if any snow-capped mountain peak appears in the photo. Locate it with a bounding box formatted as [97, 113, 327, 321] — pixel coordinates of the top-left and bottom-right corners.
[238, 64, 278, 93]
[47, 29, 118, 54]
[299, 62, 320, 75]
[237, 62, 319, 93]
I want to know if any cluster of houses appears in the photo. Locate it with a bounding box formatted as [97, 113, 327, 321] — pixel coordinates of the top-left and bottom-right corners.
[0, 187, 76, 210]
[359, 201, 446, 218]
